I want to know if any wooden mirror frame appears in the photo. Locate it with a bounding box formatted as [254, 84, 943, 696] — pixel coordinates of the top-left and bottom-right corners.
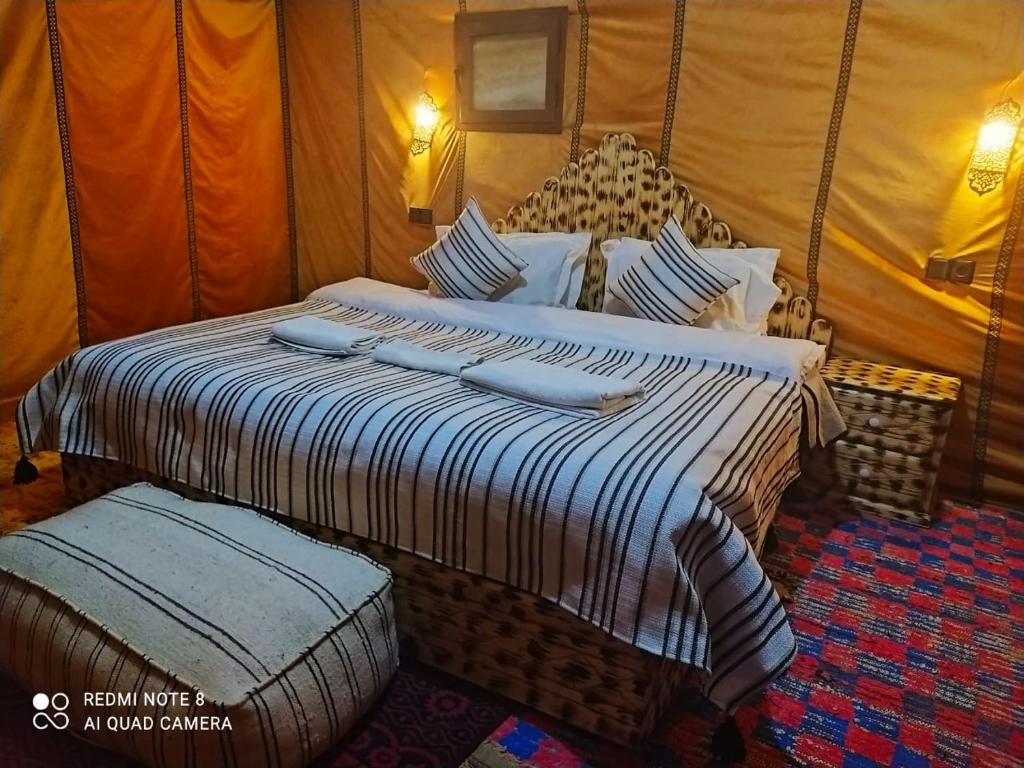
[455, 7, 567, 134]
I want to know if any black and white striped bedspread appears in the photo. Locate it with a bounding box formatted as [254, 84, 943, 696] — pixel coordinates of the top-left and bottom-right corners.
[17, 291, 832, 710]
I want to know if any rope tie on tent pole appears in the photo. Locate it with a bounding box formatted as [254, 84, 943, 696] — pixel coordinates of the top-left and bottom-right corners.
[710, 714, 746, 765]
[13, 455, 39, 485]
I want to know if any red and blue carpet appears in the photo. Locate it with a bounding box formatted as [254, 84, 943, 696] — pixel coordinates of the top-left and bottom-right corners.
[461, 499, 1024, 767]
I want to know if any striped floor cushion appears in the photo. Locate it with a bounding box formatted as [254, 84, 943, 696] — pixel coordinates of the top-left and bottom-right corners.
[0, 483, 397, 768]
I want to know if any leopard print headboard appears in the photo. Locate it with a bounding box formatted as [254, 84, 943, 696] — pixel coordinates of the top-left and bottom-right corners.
[491, 132, 833, 354]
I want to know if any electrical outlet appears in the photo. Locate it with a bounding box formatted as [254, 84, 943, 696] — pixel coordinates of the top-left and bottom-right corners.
[925, 256, 949, 281]
[925, 255, 975, 285]
[408, 207, 433, 225]
[948, 259, 976, 284]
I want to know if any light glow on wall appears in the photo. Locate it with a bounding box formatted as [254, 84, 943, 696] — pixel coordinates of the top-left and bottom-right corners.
[968, 98, 1021, 195]
[411, 93, 439, 156]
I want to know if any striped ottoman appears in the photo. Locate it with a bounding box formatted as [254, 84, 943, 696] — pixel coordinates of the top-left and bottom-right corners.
[0, 483, 397, 768]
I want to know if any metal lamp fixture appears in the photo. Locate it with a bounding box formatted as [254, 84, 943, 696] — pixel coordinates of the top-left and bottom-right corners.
[968, 98, 1021, 195]
[411, 93, 439, 156]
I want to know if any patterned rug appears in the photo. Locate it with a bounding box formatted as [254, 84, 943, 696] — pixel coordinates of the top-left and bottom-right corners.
[462, 499, 1024, 768]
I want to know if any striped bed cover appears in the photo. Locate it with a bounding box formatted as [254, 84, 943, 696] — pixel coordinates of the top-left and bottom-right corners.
[16, 280, 842, 712]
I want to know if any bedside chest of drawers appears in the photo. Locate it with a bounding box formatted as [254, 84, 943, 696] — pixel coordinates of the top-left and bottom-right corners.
[810, 358, 961, 526]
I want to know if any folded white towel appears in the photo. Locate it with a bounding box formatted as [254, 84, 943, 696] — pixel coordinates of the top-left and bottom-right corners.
[371, 340, 483, 376]
[460, 359, 646, 418]
[271, 316, 381, 356]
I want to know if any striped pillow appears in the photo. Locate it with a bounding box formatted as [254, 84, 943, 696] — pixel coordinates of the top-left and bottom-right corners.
[608, 216, 739, 325]
[412, 198, 527, 300]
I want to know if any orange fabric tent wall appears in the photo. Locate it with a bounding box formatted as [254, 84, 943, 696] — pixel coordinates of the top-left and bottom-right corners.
[2, 1, 1021, 507]
[0, 0, 295, 405]
[283, 0, 1023, 506]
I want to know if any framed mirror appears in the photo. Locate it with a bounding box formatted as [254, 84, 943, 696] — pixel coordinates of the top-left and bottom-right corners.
[455, 7, 568, 134]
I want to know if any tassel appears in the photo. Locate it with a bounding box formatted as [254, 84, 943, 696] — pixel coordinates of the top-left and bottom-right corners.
[711, 715, 747, 765]
[13, 455, 39, 485]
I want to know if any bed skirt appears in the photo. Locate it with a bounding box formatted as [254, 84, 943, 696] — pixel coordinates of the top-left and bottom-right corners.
[61, 453, 691, 746]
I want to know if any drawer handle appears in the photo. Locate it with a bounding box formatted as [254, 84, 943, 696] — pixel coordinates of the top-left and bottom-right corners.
[867, 416, 882, 429]
[857, 466, 872, 480]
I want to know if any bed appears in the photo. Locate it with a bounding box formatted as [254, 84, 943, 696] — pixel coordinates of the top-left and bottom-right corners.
[16, 133, 841, 747]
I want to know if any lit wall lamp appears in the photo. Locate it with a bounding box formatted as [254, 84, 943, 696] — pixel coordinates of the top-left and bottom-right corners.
[411, 93, 439, 156]
[968, 98, 1021, 195]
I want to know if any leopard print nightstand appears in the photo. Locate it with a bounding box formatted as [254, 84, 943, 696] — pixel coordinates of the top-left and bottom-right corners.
[808, 358, 961, 526]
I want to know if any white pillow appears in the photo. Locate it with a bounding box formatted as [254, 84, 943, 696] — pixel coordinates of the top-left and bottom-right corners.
[606, 217, 739, 325]
[412, 199, 527, 300]
[602, 238, 650, 316]
[434, 226, 591, 308]
[601, 238, 781, 332]
[693, 247, 781, 334]
[560, 235, 591, 308]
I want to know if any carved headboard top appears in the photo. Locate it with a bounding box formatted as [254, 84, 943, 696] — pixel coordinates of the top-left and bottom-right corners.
[491, 132, 833, 354]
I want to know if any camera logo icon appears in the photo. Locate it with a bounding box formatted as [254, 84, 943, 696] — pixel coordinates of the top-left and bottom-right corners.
[32, 692, 70, 730]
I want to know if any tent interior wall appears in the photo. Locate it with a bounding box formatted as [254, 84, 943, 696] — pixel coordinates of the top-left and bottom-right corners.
[1, 0, 1021, 505]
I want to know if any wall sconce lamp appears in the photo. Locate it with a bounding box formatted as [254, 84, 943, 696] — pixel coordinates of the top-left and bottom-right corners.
[968, 98, 1021, 195]
[411, 93, 439, 156]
